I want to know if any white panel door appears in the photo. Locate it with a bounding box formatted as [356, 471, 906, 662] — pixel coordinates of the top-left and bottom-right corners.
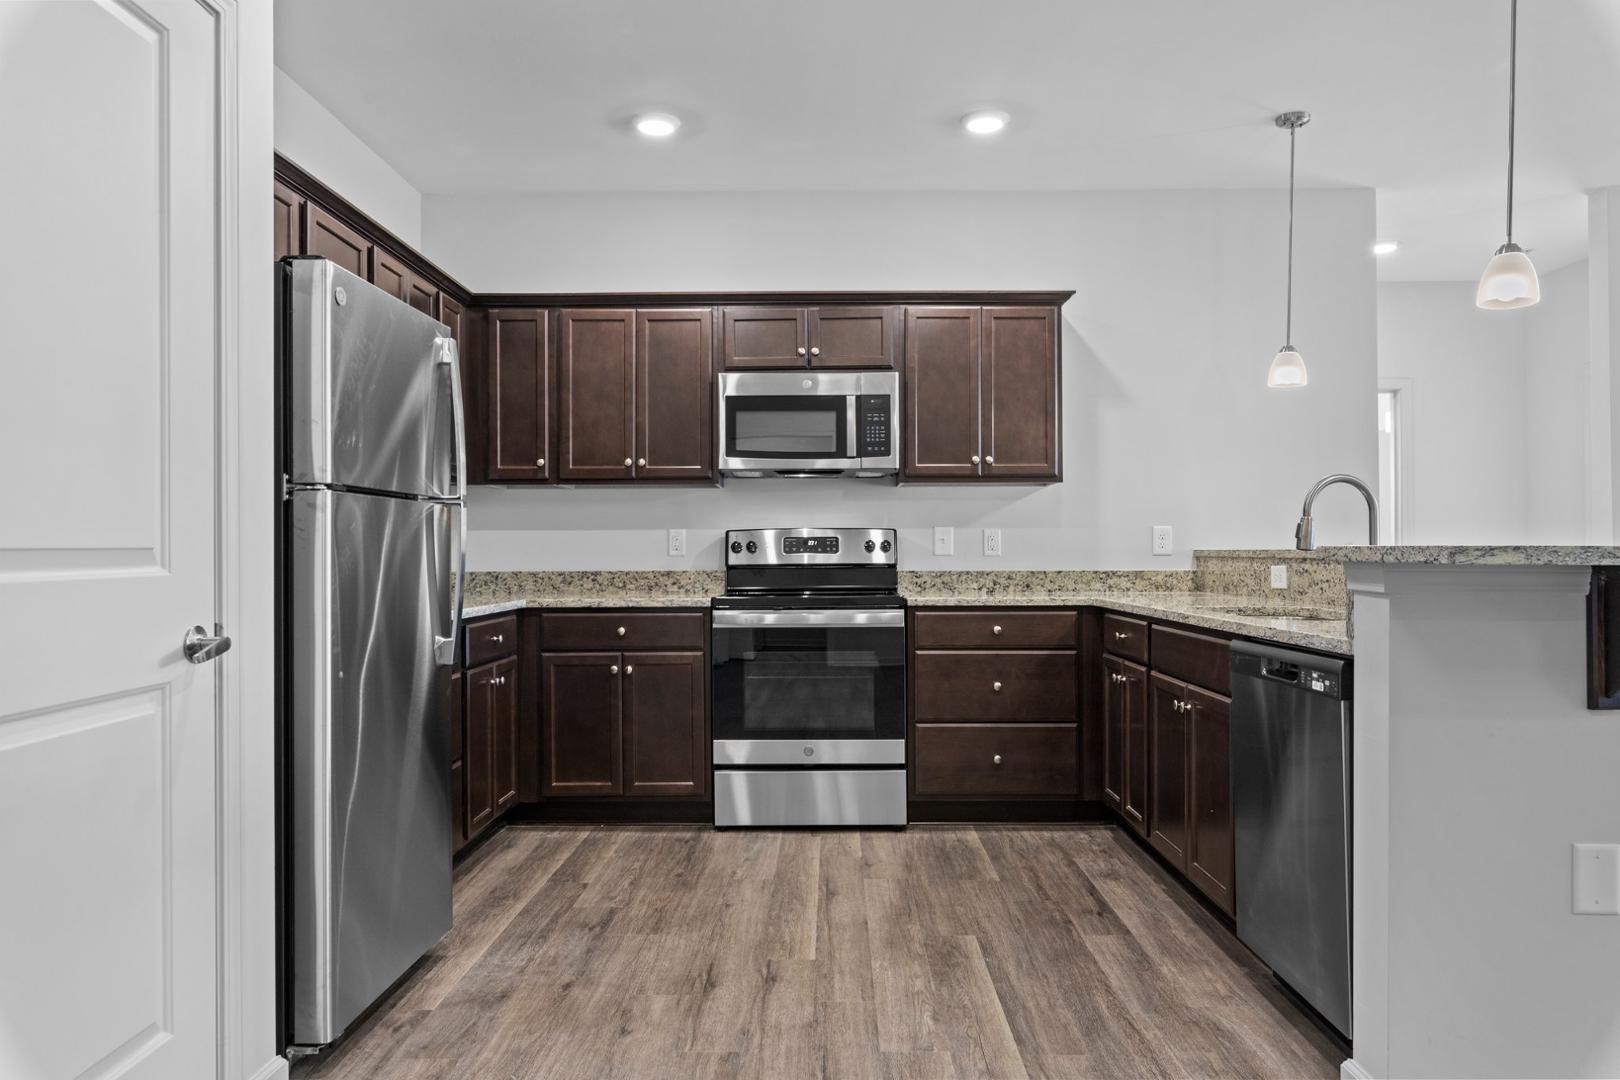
[0, 1, 227, 1077]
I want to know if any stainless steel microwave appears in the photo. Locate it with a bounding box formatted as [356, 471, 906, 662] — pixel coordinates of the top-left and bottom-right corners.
[717, 370, 899, 477]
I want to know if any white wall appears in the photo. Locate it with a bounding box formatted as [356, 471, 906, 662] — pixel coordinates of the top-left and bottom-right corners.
[1525, 260, 1591, 542]
[273, 67, 422, 247]
[424, 189, 1380, 570]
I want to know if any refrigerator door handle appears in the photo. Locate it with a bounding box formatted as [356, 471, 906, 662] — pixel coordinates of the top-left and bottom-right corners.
[436, 335, 467, 499]
[434, 501, 466, 666]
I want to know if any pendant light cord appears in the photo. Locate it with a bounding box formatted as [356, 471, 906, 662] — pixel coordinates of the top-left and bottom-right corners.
[1506, 0, 1517, 244]
[1285, 122, 1296, 347]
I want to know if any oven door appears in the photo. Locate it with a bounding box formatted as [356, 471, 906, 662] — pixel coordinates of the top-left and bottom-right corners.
[712, 609, 905, 765]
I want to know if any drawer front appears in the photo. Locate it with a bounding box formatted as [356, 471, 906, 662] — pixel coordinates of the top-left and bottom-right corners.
[1151, 624, 1231, 695]
[465, 613, 519, 665]
[913, 723, 1079, 797]
[541, 611, 705, 651]
[912, 609, 1078, 649]
[913, 650, 1077, 721]
[1102, 613, 1148, 663]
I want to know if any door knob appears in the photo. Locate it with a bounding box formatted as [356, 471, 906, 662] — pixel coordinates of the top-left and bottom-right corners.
[992, 754, 1003, 765]
[810, 347, 821, 356]
[971, 454, 981, 465]
[796, 346, 807, 356]
[637, 457, 646, 467]
[992, 681, 1003, 692]
[610, 664, 620, 675]
[985, 455, 994, 465]
[624, 664, 633, 675]
[536, 457, 545, 467]
[624, 458, 633, 467]
[182, 624, 232, 664]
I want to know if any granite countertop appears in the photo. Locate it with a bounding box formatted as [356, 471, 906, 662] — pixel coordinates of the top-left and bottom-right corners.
[1197, 545, 1620, 566]
[463, 594, 710, 619]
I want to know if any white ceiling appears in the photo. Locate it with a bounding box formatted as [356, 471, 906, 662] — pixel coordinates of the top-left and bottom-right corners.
[274, 0, 1620, 282]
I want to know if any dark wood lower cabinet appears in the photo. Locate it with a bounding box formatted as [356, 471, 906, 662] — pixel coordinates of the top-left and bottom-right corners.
[913, 723, 1078, 797]
[541, 652, 624, 796]
[1148, 672, 1190, 871]
[490, 656, 519, 813]
[465, 662, 497, 837]
[1186, 684, 1235, 915]
[1105, 655, 1150, 838]
[622, 651, 706, 797]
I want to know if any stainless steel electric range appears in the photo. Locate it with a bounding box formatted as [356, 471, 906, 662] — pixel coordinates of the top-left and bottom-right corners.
[711, 527, 906, 827]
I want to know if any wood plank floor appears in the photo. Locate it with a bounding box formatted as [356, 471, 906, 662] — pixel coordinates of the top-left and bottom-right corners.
[292, 825, 1341, 1080]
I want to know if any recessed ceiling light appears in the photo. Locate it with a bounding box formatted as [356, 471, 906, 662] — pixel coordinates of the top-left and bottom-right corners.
[962, 110, 1010, 136]
[1373, 240, 1400, 255]
[633, 113, 680, 138]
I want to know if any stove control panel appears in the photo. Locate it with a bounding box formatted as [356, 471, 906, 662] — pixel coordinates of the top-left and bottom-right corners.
[783, 535, 839, 555]
[724, 527, 898, 567]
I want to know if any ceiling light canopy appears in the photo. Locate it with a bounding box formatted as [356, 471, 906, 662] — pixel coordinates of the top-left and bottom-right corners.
[1268, 111, 1311, 391]
[633, 113, 681, 138]
[1477, 0, 1539, 309]
[1372, 240, 1399, 256]
[962, 110, 1010, 136]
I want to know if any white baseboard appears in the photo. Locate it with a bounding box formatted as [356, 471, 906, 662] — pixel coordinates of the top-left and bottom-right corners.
[246, 1055, 290, 1080]
[1340, 1058, 1374, 1080]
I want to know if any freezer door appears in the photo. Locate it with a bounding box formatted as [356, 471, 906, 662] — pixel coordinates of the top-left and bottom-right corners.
[287, 488, 455, 1046]
[284, 257, 464, 498]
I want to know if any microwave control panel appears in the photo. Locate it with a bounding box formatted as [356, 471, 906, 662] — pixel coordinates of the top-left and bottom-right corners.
[857, 394, 891, 458]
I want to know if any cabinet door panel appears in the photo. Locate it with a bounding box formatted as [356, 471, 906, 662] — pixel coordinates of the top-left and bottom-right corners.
[809, 306, 897, 369]
[1120, 659, 1150, 837]
[1148, 672, 1189, 871]
[721, 307, 807, 368]
[541, 652, 624, 796]
[273, 180, 304, 261]
[903, 307, 980, 478]
[370, 245, 408, 300]
[440, 296, 489, 486]
[306, 205, 369, 278]
[636, 309, 713, 481]
[487, 308, 551, 481]
[406, 271, 437, 315]
[491, 656, 519, 813]
[559, 309, 636, 480]
[1102, 655, 1125, 812]
[1187, 685, 1235, 915]
[465, 664, 496, 836]
[982, 306, 1059, 479]
[623, 651, 706, 797]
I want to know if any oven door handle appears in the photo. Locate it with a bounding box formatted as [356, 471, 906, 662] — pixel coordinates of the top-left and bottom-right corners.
[712, 609, 905, 628]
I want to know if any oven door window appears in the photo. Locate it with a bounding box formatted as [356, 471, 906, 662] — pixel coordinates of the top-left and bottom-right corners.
[724, 396, 848, 460]
[712, 623, 904, 741]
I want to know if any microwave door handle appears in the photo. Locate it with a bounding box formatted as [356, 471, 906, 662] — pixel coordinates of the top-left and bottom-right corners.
[846, 394, 858, 459]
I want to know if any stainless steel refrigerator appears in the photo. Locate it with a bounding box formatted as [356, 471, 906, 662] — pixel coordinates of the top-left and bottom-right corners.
[280, 257, 465, 1051]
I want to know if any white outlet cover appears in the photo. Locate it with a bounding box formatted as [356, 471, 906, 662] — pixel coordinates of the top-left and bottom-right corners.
[1271, 564, 1289, 589]
[1151, 525, 1173, 556]
[667, 529, 686, 557]
[983, 528, 1002, 557]
[1573, 843, 1620, 914]
[933, 526, 954, 556]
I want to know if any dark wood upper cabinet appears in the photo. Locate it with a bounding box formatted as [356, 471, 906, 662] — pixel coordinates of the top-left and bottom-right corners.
[439, 296, 489, 487]
[1186, 684, 1235, 915]
[809, 306, 898, 368]
[406, 272, 437, 315]
[635, 309, 714, 481]
[1148, 672, 1190, 872]
[491, 655, 519, 814]
[981, 306, 1060, 479]
[370, 246, 409, 301]
[486, 308, 552, 482]
[720, 306, 807, 369]
[622, 651, 707, 797]
[904, 307, 981, 478]
[558, 309, 636, 481]
[273, 180, 304, 261]
[541, 652, 625, 797]
[306, 205, 369, 278]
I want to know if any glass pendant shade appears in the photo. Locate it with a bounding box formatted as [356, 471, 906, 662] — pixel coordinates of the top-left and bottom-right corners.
[1475, 242, 1540, 309]
[1267, 346, 1308, 389]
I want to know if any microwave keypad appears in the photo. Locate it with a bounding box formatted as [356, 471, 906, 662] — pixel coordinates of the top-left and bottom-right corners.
[857, 394, 891, 457]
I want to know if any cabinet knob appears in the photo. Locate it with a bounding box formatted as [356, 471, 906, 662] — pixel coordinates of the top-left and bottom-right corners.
[971, 454, 981, 465]
[1114, 631, 1130, 640]
[992, 754, 1003, 765]
[624, 664, 634, 675]
[985, 455, 994, 465]
[617, 626, 627, 636]
[810, 346, 821, 356]
[491, 633, 503, 643]
[796, 347, 807, 357]
[610, 664, 620, 675]
[536, 457, 545, 467]
[637, 457, 646, 467]
[992, 624, 1003, 635]
[624, 458, 633, 468]
[992, 681, 1003, 692]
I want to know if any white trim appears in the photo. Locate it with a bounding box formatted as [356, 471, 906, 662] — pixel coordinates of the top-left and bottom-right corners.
[246, 1055, 291, 1080]
[1340, 1058, 1375, 1080]
[1377, 376, 1415, 543]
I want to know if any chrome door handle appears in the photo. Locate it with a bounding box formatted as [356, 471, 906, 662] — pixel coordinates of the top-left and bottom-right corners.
[183, 624, 232, 664]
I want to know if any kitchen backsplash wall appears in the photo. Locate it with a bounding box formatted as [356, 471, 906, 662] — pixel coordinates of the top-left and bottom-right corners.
[435, 188, 1379, 571]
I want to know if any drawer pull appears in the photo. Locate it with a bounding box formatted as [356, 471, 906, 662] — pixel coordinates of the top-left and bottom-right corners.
[491, 633, 503, 644]
[992, 681, 1003, 692]
[1114, 631, 1131, 641]
[992, 624, 1003, 635]
[992, 754, 1003, 765]
[617, 626, 627, 636]
[610, 664, 620, 675]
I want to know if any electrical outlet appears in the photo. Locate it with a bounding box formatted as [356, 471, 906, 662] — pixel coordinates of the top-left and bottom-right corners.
[1271, 564, 1289, 589]
[933, 526, 954, 557]
[667, 529, 686, 557]
[1151, 525, 1173, 556]
[1573, 844, 1620, 914]
[983, 528, 1002, 557]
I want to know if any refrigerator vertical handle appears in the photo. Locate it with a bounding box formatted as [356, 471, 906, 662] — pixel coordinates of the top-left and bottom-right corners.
[434, 502, 466, 666]
[436, 335, 467, 499]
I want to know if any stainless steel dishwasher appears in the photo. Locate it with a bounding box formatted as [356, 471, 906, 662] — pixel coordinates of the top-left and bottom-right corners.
[1231, 640, 1352, 1040]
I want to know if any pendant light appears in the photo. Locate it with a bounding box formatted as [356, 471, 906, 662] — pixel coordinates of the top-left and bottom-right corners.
[1476, 0, 1540, 309]
[1267, 111, 1311, 389]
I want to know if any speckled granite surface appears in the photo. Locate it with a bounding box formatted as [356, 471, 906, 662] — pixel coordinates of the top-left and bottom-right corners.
[462, 570, 721, 618]
[1193, 553, 1348, 608]
[897, 570, 1195, 597]
[1197, 545, 1620, 566]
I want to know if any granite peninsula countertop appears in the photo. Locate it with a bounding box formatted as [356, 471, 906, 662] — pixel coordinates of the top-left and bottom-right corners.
[1196, 545, 1620, 566]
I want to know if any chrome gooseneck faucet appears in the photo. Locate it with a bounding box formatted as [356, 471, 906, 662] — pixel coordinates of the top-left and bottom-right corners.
[1296, 474, 1379, 550]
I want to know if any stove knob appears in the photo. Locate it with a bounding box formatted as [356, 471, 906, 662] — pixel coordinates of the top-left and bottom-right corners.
[879, 540, 892, 553]
[864, 539, 876, 553]
[730, 541, 742, 554]
[745, 541, 758, 554]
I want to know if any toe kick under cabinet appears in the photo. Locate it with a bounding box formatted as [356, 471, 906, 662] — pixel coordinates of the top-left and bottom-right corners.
[910, 609, 1080, 802]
